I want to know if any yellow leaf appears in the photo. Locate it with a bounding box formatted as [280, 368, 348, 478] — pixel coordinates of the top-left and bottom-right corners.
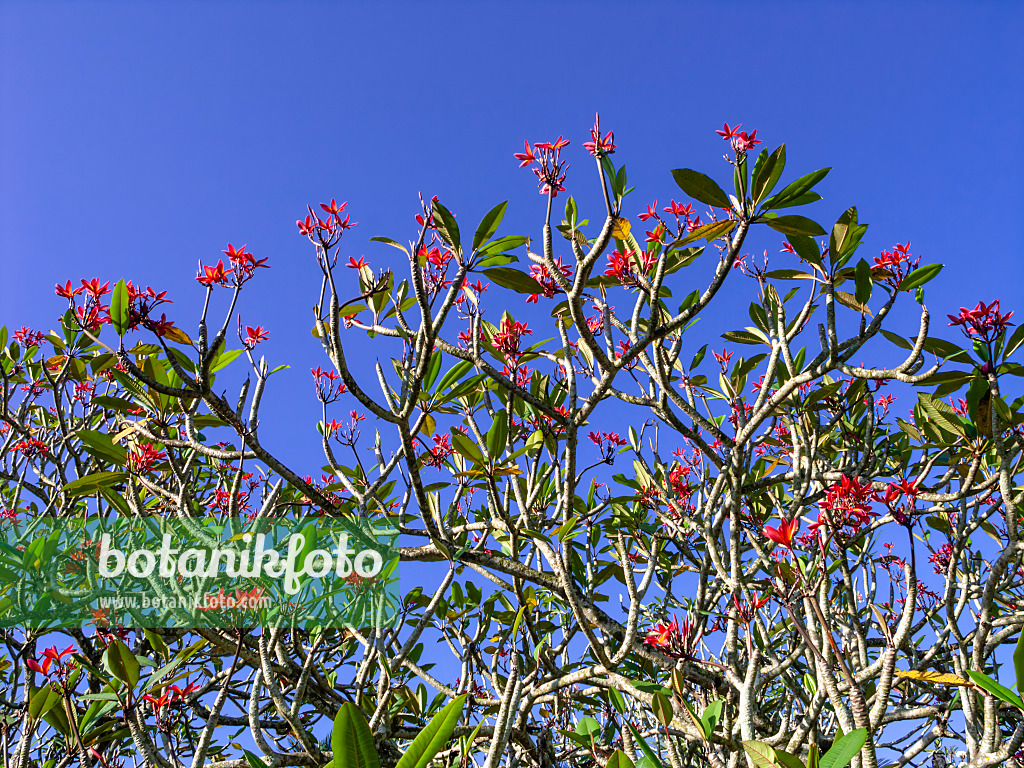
[894, 669, 970, 686]
[611, 217, 632, 239]
[161, 326, 193, 345]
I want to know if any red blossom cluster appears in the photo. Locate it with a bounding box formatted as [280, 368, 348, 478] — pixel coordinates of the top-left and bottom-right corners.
[492, 317, 532, 361]
[297, 199, 357, 241]
[643, 615, 696, 660]
[527, 256, 573, 303]
[514, 137, 570, 197]
[12, 326, 46, 348]
[582, 113, 615, 157]
[311, 365, 348, 403]
[243, 325, 269, 349]
[11, 438, 47, 458]
[810, 475, 878, 540]
[127, 443, 166, 474]
[947, 299, 1015, 344]
[143, 682, 200, 713]
[420, 433, 455, 469]
[715, 122, 762, 154]
[25, 644, 76, 677]
[930, 542, 954, 574]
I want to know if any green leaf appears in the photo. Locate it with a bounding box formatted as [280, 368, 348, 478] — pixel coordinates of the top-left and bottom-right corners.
[967, 669, 1024, 710]
[898, 264, 943, 293]
[394, 694, 467, 768]
[486, 410, 508, 459]
[607, 751, 636, 768]
[752, 145, 786, 204]
[331, 703, 381, 768]
[450, 430, 485, 465]
[435, 360, 474, 393]
[854, 259, 873, 305]
[625, 721, 667, 768]
[671, 168, 732, 209]
[431, 200, 461, 254]
[651, 692, 673, 729]
[819, 728, 867, 768]
[370, 236, 410, 256]
[699, 700, 723, 739]
[110, 279, 130, 337]
[1014, 632, 1024, 692]
[829, 207, 866, 261]
[673, 220, 735, 247]
[423, 350, 443, 391]
[483, 268, 545, 295]
[209, 348, 242, 374]
[787, 234, 824, 268]
[765, 215, 826, 237]
[576, 715, 602, 739]
[742, 740, 779, 768]
[761, 167, 831, 210]
[833, 290, 872, 316]
[103, 638, 140, 688]
[77, 429, 129, 466]
[243, 752, 272, 768]
[473, 201, 508, 252]
[28, 684, 63, 721]
[774, 748, 806, 768]
[63, 472, 127, 497]
[477, 235, 528, 258]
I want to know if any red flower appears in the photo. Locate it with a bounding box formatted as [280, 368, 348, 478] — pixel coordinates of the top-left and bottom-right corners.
[638, 202, 659, 222]
[196, 259, 233, 287]
[715, 122, 742, 140]
[732, 130, 761, 153]
[320, 199, 347, 216]
[947, 300, 1014, 343]
[582, 113, 616, 157]
[664, 200, 694, 218]
[128, 444, 165, 474]
[493, 316, 532, 360]
[513, 140, 536, 168]
[763, 517, 800, 550]
[26, 644, 76, 676]
[346, 256, 369, 270]
[55, 280, 85, 300]
[80, 278, 111, 300]
[244, 325, 269, 348]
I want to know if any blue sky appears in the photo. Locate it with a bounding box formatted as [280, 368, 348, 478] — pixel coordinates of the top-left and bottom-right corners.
[2, 0, 1022, 470]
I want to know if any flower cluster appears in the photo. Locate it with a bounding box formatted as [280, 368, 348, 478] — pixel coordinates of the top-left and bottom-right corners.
[492, 317, 532, 362]
[127, 443, 166, 474]
[947, 300, 1015, 344]
[25, 644, 76, 677]
[297, 199, 357, 246]
[420, 433, 455, 469]
[643, 615, 695, 660]
[514, 137, 570, 197]
[588, 430, 626, 462]
[715, 122, 762, 155]
[582, 113, 615, 157]
[12, 326, 46, 348]
[811, 475, 878, 540]
[311, 365, 348, 403]
[527, 257, 573, 303]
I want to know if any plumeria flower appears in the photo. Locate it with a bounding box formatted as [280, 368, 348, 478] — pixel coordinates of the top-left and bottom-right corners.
[25, 644, 76, 676]
[763, 517, 800, 550]
[582, 113, 616, 157]
[244, 325, 269, 349]
[196, 259, 233, 287]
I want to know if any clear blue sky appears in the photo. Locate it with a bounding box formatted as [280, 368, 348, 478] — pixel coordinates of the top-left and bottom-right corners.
[2, 1, 1022, 471]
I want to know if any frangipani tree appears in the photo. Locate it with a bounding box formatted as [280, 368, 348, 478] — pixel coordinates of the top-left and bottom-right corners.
[1, 118, 1022, 768]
